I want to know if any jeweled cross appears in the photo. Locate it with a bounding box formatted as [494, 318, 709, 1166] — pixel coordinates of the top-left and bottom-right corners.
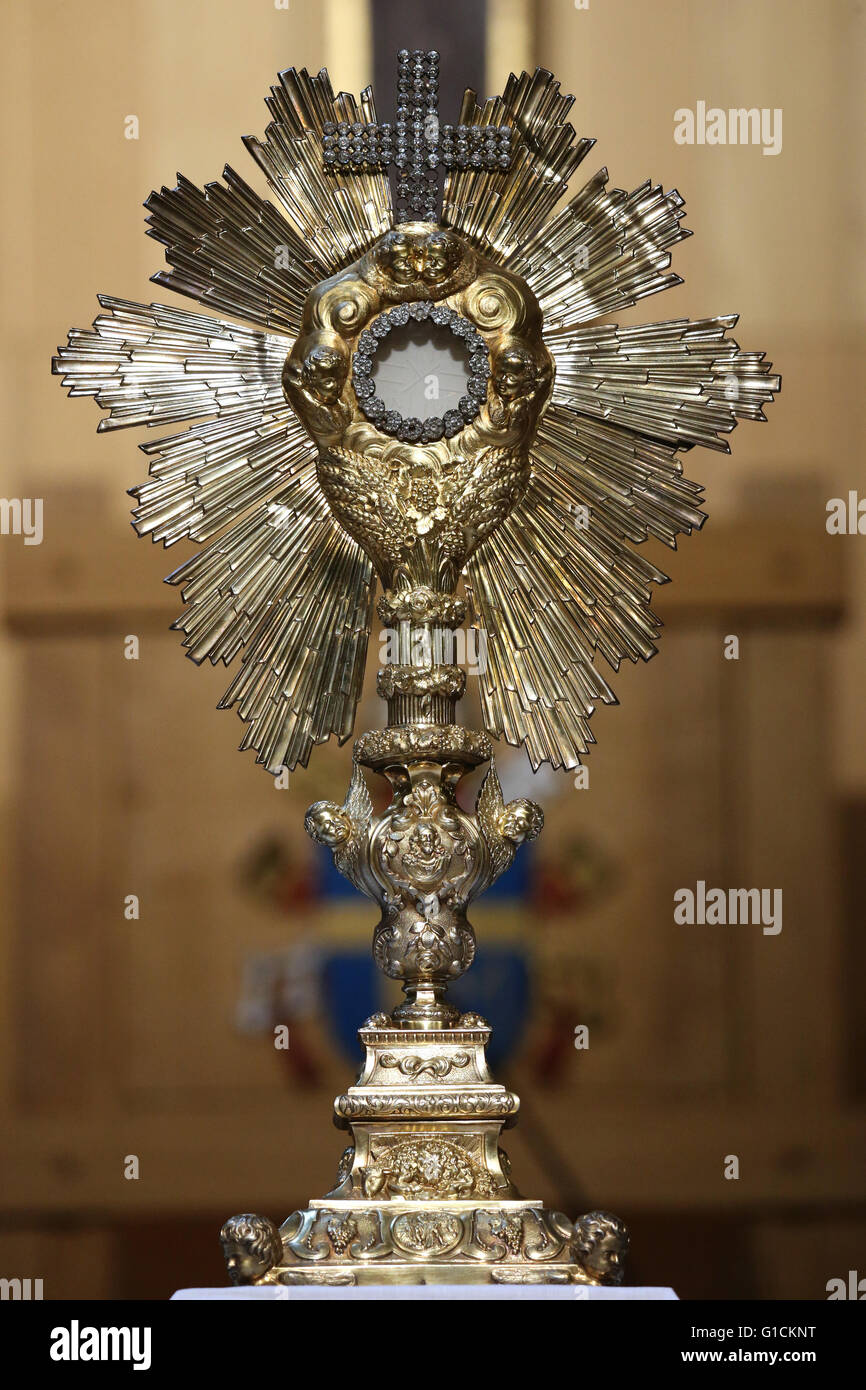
[321, 49, 513, 223]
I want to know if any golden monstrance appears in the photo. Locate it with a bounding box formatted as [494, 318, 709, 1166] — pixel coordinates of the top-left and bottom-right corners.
[54, 51, 778, 1287]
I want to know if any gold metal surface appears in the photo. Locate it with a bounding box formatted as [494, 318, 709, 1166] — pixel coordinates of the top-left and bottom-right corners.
[220, 1017, 629, 1286]
[52, 54, 779, 1288]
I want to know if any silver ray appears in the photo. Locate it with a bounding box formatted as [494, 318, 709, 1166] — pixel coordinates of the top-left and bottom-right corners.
[244, 67, 393, 272]
[465, 469, 674, 770]
[548, 317, 780, 451]
[132, 408, 313, 546]
[443, 68, 595, 261]
[167, 475, 375, 772]
[53, 296, 288, 433]
[533, 411, 707, 551]
[145, 168, 321, 337]
[507, 172, 690, 329]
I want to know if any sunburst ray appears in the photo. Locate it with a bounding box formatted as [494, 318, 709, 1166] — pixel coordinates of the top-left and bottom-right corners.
[548, 317, 780, 451]
[167, 475, 375, 772]
[534, 412, 707, 549]
[507, 172, 690, 329]
[131, 408, 312, 546]
[443, 68, 595, 260]
[145, 167, 320, 336]
[53, 296, 288, 433]
[466, 470, 674, 770]
[244, 67, 392, 271]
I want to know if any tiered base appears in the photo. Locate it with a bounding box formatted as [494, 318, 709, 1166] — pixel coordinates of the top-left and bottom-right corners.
[220, 1014, 628, 1288]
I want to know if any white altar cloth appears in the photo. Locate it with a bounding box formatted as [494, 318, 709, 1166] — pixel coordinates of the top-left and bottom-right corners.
[172, 1285, 677, 1301]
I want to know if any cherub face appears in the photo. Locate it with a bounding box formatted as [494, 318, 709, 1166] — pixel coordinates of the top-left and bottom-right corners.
[376, 230, 418, 285]
[501, 798, 543, 844]
[420, 230, 463, 285]
[585, 1230, 626, 1278]
[305, 800, 352, 848]
[303, 345, 345, 404]
[372, 227, 467, 289]
[224, 1245, 269, 1285]
[494, 345, 536, 401]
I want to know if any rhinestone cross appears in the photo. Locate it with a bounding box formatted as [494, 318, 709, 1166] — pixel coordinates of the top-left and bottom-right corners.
[321, 49, 513, 223]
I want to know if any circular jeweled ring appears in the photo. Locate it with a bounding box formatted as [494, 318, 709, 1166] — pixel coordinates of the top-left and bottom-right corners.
[351, 301, 490, 443]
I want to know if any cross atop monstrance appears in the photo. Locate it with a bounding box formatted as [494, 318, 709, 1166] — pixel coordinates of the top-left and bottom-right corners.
[322, 48, 513, 221]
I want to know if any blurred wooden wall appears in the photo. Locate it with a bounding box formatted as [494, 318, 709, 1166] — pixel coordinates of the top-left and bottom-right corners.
[1, 0, 865, 1300]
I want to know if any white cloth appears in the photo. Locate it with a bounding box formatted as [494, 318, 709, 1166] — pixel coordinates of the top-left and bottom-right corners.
[172, 1285, 678, 1301]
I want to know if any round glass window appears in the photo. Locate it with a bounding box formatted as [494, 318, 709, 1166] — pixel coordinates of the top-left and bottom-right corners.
[352, 303, 490, 442]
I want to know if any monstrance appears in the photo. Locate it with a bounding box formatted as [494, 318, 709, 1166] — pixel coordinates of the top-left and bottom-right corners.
[54, 51, 779, 1286]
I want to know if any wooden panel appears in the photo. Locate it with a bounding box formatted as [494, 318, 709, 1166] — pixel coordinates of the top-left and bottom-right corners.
[0, 1107, 863, 1216]
[0, 1226, 113, 1300]
[737, 631, 842, 1099]
[660, 524, 846, 624]
[108, 636, 318, 1106]
[637, 628, 729, 1090]
[752, 1216, 866, 1300]
[532, 629, 729, 1097]
[840, 798, 866, 1099]
[13, 637, 107, 1111]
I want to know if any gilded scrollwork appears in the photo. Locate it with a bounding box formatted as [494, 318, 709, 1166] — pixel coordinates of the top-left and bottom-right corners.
[335, 1145, 355, 1187]
[466, 1209, 524, 1262]
[378, 1050, 471, 1079]
[307, 745, 542, 1022]
[275, 1270, 358, 1287]
[491, 1270, 571, 1285]
[346, 1210, 392, 1261]
[223, 1202, 626, 1283]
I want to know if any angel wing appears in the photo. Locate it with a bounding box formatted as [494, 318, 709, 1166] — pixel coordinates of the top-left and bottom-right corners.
[315, 444, 410, 579]
[333, 755, 375, 895]
[475, 759, 516, 889]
